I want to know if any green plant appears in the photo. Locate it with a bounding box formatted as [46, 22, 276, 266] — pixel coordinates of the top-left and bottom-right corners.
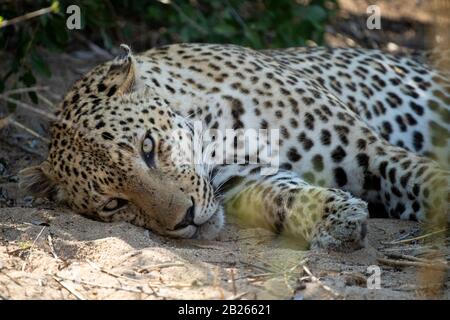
[0, 0, 338, 102]
[1, 1, 62, 102]
[148, 0, 337, 48]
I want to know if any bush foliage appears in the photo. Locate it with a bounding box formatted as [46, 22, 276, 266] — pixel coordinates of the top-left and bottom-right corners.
[0, 0, 338, 97]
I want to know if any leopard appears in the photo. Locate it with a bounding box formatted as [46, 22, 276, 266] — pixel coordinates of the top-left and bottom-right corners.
[19, 43, 449, 251]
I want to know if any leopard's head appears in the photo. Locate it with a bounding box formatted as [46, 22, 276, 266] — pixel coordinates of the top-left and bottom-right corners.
[20, 46, 223, 239]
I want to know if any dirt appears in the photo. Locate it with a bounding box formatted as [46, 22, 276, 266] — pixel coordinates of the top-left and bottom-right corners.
[0, 0, 449, 300]
[2, 207, 446, 300]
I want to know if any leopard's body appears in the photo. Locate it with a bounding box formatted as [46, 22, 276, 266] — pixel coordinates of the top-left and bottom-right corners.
[20, 44, 449, 250]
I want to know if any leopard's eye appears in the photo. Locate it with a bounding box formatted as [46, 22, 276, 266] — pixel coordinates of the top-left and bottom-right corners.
[142, 132, 155, 167]
[102, 198, 128, 213]
[142, 136, 154, 153]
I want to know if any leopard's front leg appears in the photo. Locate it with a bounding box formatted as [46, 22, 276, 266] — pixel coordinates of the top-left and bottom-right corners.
[221, 170, 368, 251]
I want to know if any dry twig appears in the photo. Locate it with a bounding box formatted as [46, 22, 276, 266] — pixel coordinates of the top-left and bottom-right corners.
[383, 252, 437, 263]
[0, 4, 58, 29]
[72, 33, 114, 59]
[377, 257, 448, 270]
[302, 265, 342, 299]
[384, 228, 447, 245]
[8, 118, 50, 143]
[53, 275, 158, 297]
[0, 270, 22, 287]
[226, 291, 248, 300]
[53, 276, 87, 300]
[0, 115, 11, 130]
[229, 268, 237, 296]
[0, 136, 44, 157]
[47, 234, 59, 259]
[0, 96, 56, 121]
[86, 260, 158, 296]
[21, 226, 47, 271]
[137, 262, 185, 274]
[0, 86, 49, 97]
[36, 93, 56, 109]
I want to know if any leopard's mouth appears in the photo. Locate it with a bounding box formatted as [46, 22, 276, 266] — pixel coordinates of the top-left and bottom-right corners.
[166, 202, 223, 239]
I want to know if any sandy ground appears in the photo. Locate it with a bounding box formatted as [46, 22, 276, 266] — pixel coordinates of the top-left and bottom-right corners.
[1, 0, 449, 300]
[2, 206, 447, 300]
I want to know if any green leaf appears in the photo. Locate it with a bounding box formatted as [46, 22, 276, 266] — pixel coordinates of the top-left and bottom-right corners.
[122, 24, 133, 39]
[302, 5, 327, 22]
[51, 1, 60, 13]
[101, 29, 113, 49]
[244, 29, 263, 48]
[147, 5, 163, 20]
[30, 52, 51, 78]
[44, 16, 69, 47]
[213, 23, 236, 37]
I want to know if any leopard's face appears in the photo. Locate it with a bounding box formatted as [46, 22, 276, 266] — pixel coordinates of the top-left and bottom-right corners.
[20, 88, 223, 240]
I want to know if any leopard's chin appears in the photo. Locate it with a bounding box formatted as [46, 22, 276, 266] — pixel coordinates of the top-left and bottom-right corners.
[193, 206, 225, 240]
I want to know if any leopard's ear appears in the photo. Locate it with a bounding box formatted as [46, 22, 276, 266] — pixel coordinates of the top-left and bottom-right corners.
[18, 161, 57, 199]
[100, 44, 138, 96]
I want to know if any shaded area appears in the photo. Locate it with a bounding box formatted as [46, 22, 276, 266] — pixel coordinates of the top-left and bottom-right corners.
[1, 0, 449, 300]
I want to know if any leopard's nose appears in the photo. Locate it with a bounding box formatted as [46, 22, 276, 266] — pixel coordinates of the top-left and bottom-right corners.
[173, 199, 196, 230]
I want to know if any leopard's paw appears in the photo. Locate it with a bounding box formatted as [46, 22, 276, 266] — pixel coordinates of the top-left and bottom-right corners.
[310, 195, 369, 251]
